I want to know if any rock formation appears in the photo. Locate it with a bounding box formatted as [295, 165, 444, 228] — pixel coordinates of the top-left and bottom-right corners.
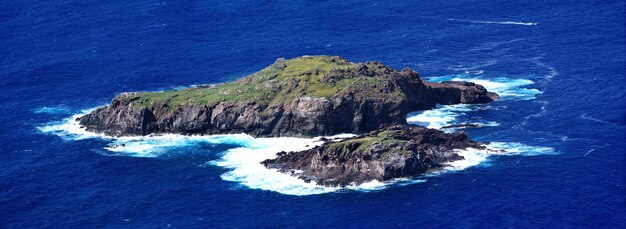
[79, 56, 498, 137]
[262, 125, 484, 187]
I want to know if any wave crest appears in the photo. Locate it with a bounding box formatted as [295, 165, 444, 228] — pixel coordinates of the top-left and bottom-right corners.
[449, 18, 538, 26]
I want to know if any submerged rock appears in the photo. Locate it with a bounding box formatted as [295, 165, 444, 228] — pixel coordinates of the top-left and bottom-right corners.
[79, 55, 498, 137]
[262, 125, 485, 187]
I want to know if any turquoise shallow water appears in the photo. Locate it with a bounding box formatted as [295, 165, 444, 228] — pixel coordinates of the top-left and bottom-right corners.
[1, 0, 624, 227]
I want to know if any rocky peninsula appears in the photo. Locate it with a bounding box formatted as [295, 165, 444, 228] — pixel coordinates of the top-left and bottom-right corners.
[79, 55, 498, 137]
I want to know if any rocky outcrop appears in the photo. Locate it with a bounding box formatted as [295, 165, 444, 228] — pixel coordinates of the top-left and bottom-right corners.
[262, 125, 484, 187]
[78, 56, 498, 137]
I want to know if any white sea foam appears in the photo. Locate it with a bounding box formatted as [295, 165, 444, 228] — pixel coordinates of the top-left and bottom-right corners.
[37, 74, 553, 195]
[38, 112, 352, 195]
[104, 134, 257, 157]
[346, 178, 426, 192]
[442, 142, 556, 172]
[38, 113, 556, 195]
[209, 137, 341, 195]
[407, 103, 500, 132]
[39, 113, 556, 195]
[449, 18, 538, 26]
[409, 75, 541, 129]
[208, 134, 360, 195]
[407, 104, 475, 130]
[579, 113, 615, 126]
[487, 142, 557, 156]
[406, 75, 554, 176]
[445, 148, 490, 171]
[37, 112, 104, 140]
[33, 107, 71, 114]
[428, 75, 542, 101]
[464, 70, 485, 75]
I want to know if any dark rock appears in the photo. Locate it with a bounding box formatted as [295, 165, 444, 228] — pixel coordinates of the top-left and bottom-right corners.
[262, 125, 485, 187]
[78, 56, 499, 137]
[442, 123, 482, 129]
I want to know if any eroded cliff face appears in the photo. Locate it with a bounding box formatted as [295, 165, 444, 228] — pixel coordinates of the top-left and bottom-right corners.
[262, 125, 484, 187]
[78, 56, 498, 137]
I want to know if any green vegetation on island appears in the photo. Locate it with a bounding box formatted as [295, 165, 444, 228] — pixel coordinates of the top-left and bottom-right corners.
[80, 55, 497, 138]
[324, 127, 426, 159]
[123, 55, 406, 108]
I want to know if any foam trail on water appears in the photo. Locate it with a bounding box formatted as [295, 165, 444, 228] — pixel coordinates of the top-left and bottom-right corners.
[487, 142, 557, 156]
[449, 18, 538, 26]
[443, 142, 557, 172]
[346, 178, 427, 192]
[33, 106, 71, 114]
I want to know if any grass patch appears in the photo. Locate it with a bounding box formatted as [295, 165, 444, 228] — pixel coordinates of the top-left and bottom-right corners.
[122, 55, 409, 108]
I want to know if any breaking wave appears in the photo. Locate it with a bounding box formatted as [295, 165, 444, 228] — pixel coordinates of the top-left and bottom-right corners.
[408, 75, 542, 131]
[407, 104, 499, 131]
[428, 75, 542, 101]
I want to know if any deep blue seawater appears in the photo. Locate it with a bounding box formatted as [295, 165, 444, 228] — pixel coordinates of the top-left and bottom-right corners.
[1, 0, 625, 227]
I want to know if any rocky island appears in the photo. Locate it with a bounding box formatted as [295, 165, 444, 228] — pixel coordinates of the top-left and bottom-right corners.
[79, 55, 498, 137]
[79, 55, 498, 187]
[263, 125, 484, 187]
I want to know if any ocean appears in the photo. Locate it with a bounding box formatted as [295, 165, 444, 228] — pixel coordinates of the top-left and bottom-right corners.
[1, 0, 624, 227]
